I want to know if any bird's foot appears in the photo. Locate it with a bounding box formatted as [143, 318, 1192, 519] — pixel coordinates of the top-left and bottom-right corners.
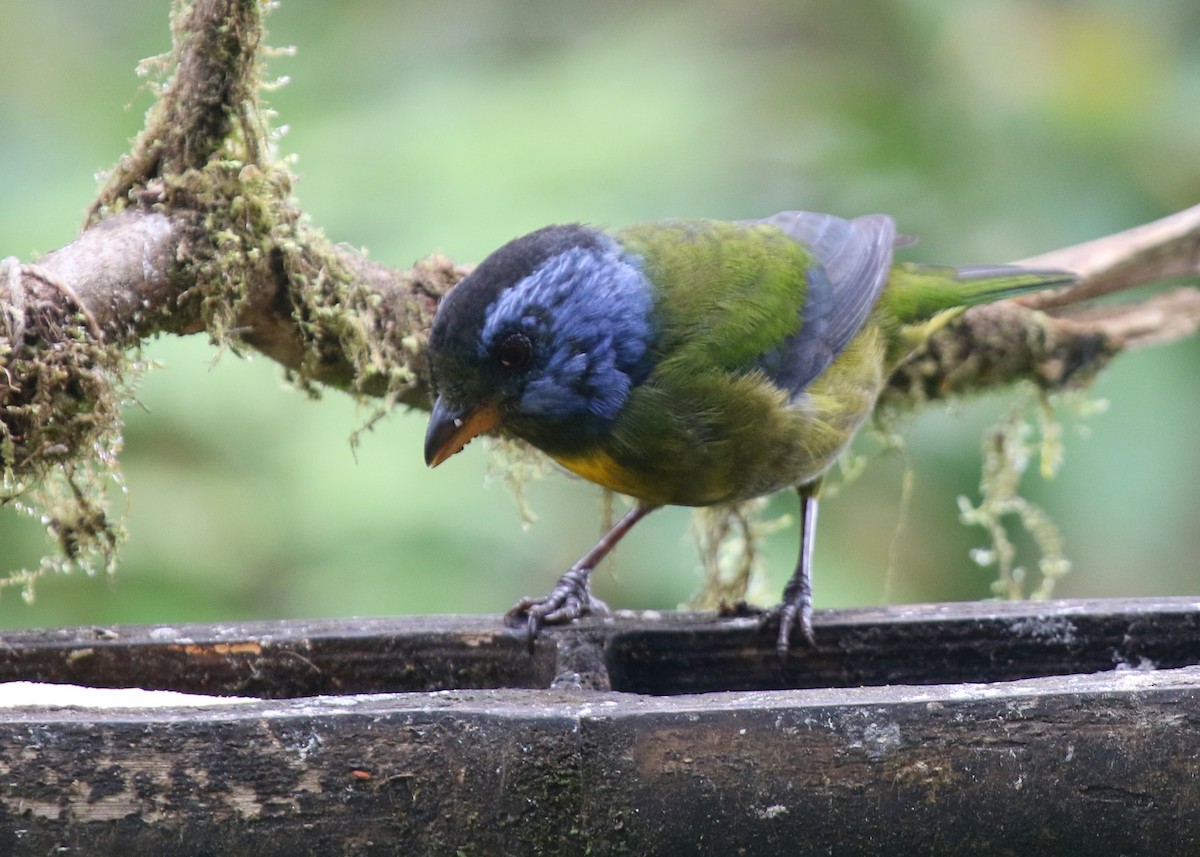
[762, 595, 815, 658]
[505, 564, 609, 645]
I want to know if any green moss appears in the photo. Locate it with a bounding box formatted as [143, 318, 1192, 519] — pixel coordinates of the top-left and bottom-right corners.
[687, 497, 792, 610]
[481, 437, 555, 529]
[1, 0, 453, 597]
[0, 272, 141, 598]
[958, 386, 1105, 600]
[1, 0, 314, 598]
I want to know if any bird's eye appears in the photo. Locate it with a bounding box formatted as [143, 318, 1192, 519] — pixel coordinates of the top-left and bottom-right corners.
[494, 333, 534, 371]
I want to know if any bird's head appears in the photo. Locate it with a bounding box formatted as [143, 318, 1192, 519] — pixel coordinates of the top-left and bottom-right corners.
[424, 224, 655, 467]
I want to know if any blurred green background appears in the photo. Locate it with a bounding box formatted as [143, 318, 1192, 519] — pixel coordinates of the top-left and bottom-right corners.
[1, 0, 1197, 630]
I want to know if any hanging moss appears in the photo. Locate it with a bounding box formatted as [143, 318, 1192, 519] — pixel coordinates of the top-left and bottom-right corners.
[1, 261, 138, 597]
[0, 0, 458, 597]
[958, 387, 1107, 601]
[686, 497, 793, 610]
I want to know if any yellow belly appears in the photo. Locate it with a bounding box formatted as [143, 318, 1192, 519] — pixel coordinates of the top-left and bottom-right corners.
[548, 326, 888, 508]
[551, 449, 657, 501]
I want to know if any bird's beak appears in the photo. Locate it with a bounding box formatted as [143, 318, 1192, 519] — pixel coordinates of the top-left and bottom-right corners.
[424, 396, 501, 468]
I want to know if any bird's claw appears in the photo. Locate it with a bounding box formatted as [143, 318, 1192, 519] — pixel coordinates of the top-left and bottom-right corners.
[504, 565, 609, 645]
[764, 598, 815, 659]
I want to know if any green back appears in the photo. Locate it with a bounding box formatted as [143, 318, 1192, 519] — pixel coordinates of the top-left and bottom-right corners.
[604, 220, 846, 504]
[616, 220, 813, 373]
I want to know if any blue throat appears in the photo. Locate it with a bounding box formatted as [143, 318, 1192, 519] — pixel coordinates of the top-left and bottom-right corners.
[481, 238, 655, 453]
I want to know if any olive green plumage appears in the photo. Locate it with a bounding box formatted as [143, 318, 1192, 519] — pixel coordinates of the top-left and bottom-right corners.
[558, 220, 858, 505]
[423, 211, 1076, 650]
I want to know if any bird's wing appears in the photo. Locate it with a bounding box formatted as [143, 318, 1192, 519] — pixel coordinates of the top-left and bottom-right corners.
[742, 211, 896, 397]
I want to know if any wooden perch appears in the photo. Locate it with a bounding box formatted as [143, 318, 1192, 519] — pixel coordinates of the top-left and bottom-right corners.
[1, 598, 1199, 855]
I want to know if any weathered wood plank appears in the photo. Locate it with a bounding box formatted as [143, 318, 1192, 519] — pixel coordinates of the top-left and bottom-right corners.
[1, 670, 1198, 855]
[0, 597, 1198, 855]
[606, 596, 1200, 693]
[0, 614, 559, 697]
[1, 597, 1197, 695]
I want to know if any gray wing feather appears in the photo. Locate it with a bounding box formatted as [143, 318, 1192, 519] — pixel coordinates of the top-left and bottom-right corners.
[741, 211, 897, 397]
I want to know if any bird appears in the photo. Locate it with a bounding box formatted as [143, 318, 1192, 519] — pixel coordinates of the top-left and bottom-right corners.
[423, 211, 1075, 653]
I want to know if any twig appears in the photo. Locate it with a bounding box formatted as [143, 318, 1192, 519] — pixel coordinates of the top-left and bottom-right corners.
[1018, 203, 1200, 309]
[1058, 287, 1200, 351]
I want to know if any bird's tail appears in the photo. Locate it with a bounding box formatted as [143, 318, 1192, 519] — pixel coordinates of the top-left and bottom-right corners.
[881, 262, 1077, 325]
[880, 262, 1077, 367]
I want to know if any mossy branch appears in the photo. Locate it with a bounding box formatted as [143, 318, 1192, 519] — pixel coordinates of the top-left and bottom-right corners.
[0, 0, 1198, 591]
[882, 204, 1200, 409]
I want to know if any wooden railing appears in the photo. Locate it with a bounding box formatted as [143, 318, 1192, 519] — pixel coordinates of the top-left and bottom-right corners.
[1, 597, 1198, 855]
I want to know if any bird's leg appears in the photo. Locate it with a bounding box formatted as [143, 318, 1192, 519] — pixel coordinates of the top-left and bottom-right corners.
[506, 502, 658, 642]
[776, 480, 821, 654]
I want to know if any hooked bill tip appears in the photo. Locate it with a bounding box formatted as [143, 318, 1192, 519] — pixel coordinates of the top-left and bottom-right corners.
[424, 397, 500, 468]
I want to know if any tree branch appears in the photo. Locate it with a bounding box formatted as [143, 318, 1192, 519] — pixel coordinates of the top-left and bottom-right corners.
[881, 206, 1200, 407]
[1018, 203, 1200, 309]
[89, 0, 267, 219]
